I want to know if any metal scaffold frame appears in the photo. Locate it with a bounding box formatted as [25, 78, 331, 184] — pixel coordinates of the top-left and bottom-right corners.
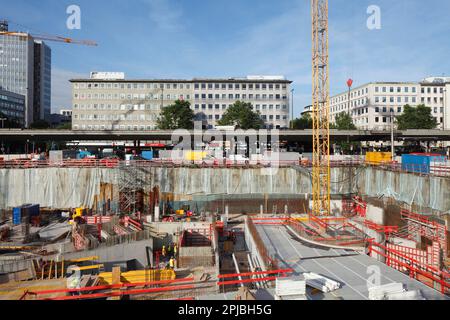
[116, 163, 147, 215]
[311, 0, 331, 216]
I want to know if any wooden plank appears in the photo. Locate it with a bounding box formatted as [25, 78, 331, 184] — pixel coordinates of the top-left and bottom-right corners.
[77, 264, 104, 271]
[67, 256, 99, 263]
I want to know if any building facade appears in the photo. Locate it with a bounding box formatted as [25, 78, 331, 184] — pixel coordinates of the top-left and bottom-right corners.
[70, 74, 292, 131]
[330, 77, 450, 131]
[0, 21, 51, 127]
[0, 89, 26, 126]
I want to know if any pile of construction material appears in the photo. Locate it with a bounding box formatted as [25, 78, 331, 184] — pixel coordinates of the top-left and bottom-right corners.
[368, 283, 425, 300]
[275, 277, 307, 300]
[303, 272, 341, 293]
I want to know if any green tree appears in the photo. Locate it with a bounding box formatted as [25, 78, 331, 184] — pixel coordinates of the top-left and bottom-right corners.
[217, 101, 264, 130]
[396, 104, 437, 130]
[291, 113, 313, 129]
[55, 122, 72, 130]
[156, 100, 195, 130]
[29, 120, 51, 129]
[333, 112, 357, 130]
[331, 112, 360, 154]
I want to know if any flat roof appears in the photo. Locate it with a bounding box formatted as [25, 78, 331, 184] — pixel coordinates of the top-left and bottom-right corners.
[70, 78, 292, 84]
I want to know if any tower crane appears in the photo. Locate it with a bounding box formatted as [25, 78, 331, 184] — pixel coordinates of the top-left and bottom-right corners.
[311, 0, 331, 216]
[0, 20, 97, 46]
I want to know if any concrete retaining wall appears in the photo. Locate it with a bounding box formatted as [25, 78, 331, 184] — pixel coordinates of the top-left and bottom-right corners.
[0, 166, 449, 213]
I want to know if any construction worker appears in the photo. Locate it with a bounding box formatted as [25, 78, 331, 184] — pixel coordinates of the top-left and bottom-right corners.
[162, 245, 166, 257]
[169, 257, 175, 269]
[174, 244, 178, 257]
[168, 243, 172, 255]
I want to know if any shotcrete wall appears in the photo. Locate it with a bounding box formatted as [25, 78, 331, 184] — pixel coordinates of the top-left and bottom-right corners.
[356, 167, 450, 213]
[1, 166, 449, 213]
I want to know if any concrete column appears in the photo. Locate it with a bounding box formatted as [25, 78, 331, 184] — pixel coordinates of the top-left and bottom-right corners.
[225, 206, 229, 222]
[154, 206, 160, 222]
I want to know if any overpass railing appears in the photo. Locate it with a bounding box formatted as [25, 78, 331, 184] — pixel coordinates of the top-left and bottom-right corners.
[0, 158, 364, 169]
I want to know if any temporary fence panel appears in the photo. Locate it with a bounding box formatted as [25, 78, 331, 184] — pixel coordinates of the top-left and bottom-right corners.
[365, 152, 392, 165]
[402, 154, 431, 174]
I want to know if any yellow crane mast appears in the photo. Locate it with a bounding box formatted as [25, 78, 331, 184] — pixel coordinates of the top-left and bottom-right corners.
[311, 0, 331, 216]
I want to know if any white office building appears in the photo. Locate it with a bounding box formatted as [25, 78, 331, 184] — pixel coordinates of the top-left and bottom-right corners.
[70, 73, 292, 131]
[330, 77, 450, 131]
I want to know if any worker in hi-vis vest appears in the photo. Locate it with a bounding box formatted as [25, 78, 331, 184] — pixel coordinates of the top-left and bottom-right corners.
[162, 245, 166, 257]
[169, 257, 175, 269]
[174, 244, 178, 257]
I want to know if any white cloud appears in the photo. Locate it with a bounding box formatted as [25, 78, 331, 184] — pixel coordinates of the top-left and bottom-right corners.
[51, 68, 84, 113]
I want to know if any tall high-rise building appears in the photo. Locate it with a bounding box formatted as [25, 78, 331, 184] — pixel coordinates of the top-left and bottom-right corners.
[0, 21, 51, 127]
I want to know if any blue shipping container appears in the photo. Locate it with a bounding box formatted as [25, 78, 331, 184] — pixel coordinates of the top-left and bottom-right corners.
[141, 151, 154, 161]
[402, 155, 431, 174]
[12, 207, 22, 225]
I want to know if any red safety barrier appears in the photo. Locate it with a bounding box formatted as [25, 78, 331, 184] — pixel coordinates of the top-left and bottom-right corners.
[367, 239, 450, 294]
[86, 216, 112, 225]
[45, 284, 196, 301]
[217, 276, 284, 286]
[217, 269, 293, 286]
[363, 220, 399, 234]
[31, 277, 196, 296]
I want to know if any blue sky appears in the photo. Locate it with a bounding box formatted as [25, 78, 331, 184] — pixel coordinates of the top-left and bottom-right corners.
[3, 0, 450, 115]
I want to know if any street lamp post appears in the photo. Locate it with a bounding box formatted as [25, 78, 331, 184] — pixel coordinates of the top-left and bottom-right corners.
[391, 109, 395, 161]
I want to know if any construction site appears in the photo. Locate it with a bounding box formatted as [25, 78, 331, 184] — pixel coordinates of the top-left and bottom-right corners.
[0, 0, 449, 302]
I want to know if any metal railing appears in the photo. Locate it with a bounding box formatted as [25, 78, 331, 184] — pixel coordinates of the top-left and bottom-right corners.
[2, 157, 450, 178]
[246, 218, 279, 271]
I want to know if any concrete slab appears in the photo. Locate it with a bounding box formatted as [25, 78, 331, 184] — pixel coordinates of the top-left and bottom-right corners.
[256, 225, 448, 301]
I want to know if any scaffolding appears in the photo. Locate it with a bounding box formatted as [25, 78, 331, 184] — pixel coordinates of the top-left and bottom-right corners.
[115, 163, 148, 215]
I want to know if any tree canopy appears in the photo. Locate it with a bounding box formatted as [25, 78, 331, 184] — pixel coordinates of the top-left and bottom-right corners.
[396, 104, 437, 130]
[291, 113, 313, 129]
[156, 100, 195, 130]
[332, 112, 357, 130]
[29, 120, 51, 129]
[217, 101, 264, 130]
